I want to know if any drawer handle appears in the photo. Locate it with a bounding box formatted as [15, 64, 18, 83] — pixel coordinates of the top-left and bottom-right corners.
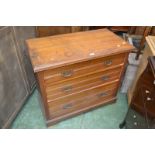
[63, 103, 73, 109]
[145, 90, 150, 94]
[104, 60, 112, 66]
[97, 92, 108, 98]
[147, 97, 152, 101]
[61, 70, 74, 78]
[101, 75, 109, 81]
[62, 85, 73, 92]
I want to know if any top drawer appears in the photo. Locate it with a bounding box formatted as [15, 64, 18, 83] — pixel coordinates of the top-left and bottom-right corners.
[44, 53, 126, 84]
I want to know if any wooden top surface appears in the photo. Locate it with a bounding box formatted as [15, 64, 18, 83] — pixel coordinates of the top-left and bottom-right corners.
[26, 28, 134, 72]
[146, 36, 155, 55]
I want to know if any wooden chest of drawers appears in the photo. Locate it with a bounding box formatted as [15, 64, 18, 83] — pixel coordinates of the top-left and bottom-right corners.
[120, 56, 155, 129]
[26, 29, 134, 126]
[128, 36, 155, 104]
[131, 56, 155, 118]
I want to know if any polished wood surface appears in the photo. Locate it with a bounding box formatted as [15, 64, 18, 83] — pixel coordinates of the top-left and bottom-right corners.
[43, 53, 125, 84]
[128, 36, 155, 104]
[27, 28, 134, 126]
[48, 80, 119, 105]
[47, 98, 117, 126]
[27, 29, 134, 72]
[131, 56, 155, 118]
[120, 57, 155, 129]
[49, 81, 118, 118]
[45, 66, 122, 99]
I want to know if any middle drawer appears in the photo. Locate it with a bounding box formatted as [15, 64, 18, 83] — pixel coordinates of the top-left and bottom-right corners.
[45, 66, 122, 101]
[47, 80, 119, 107]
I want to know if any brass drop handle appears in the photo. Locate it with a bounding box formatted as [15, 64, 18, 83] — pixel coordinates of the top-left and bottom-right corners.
[61, 70, 74, 78]
[145, 90, 150, 94]
[97, 92, 108, 98]
[62, 85, 73, 92]
[147, 97, 152, 101]
[104, 60, 112, 66]
[63, 103, 73, 109]
[101, 75, 109, 81]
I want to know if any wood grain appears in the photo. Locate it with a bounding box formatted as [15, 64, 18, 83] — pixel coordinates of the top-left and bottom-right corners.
[131, 57, 155, 118]
[45, 66, 122, 99]
[47, 80, 119, 105]
[49, 87, 118, 119]
[26, 28, 135, 72]
[27, 28, 134, 126]
[43, 53, 125, 84]
[128, 36, 155, 104]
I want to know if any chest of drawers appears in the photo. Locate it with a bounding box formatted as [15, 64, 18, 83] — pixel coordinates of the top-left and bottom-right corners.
[26, 29, 134, 127]
[120, 56, 155, 129]
[128, 36, 155, 104]
[131, 56, 155, 118]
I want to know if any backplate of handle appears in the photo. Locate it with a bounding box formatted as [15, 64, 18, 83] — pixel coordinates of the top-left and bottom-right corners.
[97, 92, 109, 98]
[61, 70, 74, 77]
[62, 85, 73, 92]
[104, 60, 112, 66]
[63, 103, 73, 109]
[101, 75, 110, 81]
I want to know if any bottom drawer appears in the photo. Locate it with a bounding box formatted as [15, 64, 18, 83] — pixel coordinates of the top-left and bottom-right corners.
[49, 82, 118, 119]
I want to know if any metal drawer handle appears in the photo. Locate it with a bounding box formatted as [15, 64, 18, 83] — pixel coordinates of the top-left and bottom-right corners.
[61, 70, 74, 78]
[63, 103, 73, 109]
[145, 90, 150, 94]
[104, 60, 112, 66]
[97, 92, 108, 98]
[101, 75, 109, 81]
[147, 97, 152, 101]
[62, 85, 73, 92]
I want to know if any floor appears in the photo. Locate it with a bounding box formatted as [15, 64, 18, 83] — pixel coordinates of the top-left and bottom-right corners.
[11, 89, 128, 129]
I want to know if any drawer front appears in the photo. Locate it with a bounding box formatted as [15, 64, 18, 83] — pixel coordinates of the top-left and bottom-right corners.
[141, 84, 155, 117]
[45, 67, 122, 100]
[48, 81, 118, 107]
[44, 53, 126, 84]
[132, 83, 155, 118]
[49, 86, 117, 119]
[137, 83, 155, 105]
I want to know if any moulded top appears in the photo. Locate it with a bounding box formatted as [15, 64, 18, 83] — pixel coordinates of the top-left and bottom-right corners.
[26, 28, 135, 72]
